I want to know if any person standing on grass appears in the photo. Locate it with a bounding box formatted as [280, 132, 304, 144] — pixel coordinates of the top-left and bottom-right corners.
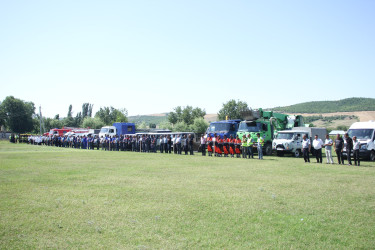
[189, 134, 194, 155]
[256, 133, 264, 160]
[200, 134, 206, 156]
[302, 134, 311, 163]
[352, 136, 360, 166]
[324, 134, 334, 164]
[313, 135, 324, 163]
[344, 133, 353, 166]
[247, 134, 254, 159]
[334, 134, 345, 165]
[242, 134, 248, 159]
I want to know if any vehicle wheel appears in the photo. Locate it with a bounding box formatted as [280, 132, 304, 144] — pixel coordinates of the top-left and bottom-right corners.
[370, 150, 375, 161]
[264, 143, 272, 156]
[276, 151, 284, 157]
[294, 149, 301, 158]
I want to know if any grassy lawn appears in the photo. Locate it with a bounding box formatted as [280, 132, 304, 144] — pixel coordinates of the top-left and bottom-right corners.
[0, 141, 374, 249]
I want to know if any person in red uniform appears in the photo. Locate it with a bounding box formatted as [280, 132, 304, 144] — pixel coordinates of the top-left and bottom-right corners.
[207, 135, 213, 157]
[216, 135, 223, 157]
[223, 135, 229, 157]
[235, 135, 242, 158]
[229, 135, 235, 158]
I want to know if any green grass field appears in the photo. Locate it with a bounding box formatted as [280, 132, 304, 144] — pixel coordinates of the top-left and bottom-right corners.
[1, 141, 374, 249]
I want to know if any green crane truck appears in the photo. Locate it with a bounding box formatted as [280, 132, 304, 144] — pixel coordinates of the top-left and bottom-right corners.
[236, 109, 304, 155]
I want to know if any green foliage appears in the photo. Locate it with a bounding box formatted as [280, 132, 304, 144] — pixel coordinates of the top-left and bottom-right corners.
[95, 107, 128, 125]
[82, 117, 105, 129]
[173, 121, 190, 132]
[336, 125, 349, 131]
[136, 121, 148, 130]
[190, 117, 209, 134]
[158, 120, 173, 130]
[272, 97, 375, 113]
[128, 114, 167, 126]
[168, 106, 206, 125]
[0, 96, 35, 133]
[304, 115, 359, 123]
[217, 99, 249, 120]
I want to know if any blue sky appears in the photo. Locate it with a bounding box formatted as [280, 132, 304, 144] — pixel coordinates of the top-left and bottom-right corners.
[1, 0, 374, 118]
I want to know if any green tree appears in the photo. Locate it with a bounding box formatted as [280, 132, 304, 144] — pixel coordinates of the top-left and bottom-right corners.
[82, 117, 105, 129]
[158, 120, 173, 130]
[168, 106, 206, 125]
[173, 121, 190, 132]
[0, 96, 35, 133]
[190, 117, 209, 134]
[95, 107, 128, 125]
[217, 99, 249, 120]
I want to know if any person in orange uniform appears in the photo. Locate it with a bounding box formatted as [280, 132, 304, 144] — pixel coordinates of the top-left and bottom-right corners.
[207, 135, 213, 157]
[223, 135, 229, 157]
[216, 135, 223, 157]
[235, 135, 242, 158]
[229, 135, 235, 158]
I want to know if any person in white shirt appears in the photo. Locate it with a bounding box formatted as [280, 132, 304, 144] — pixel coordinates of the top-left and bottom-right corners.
[313, 135, 324, 163]
[324, 134, 334, 164]
[302, 134, 311, 163]
[200, 135, 206, 156]
[352, 136, 361, 166]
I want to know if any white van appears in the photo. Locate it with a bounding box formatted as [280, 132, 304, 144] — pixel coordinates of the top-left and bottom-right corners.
[346, 121, 375, 161]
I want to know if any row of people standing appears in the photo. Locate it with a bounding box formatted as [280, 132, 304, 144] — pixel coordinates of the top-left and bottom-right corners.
[200, 133, 265, 159]
[27, 133, 196, 155]
[302, 133, 360, 166]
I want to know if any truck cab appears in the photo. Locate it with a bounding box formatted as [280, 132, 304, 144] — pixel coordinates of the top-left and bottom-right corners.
[206, 120, 241, 139]
[346, 121, 375, 161]
[273, 130, 304, 157]
[237, 120, 273, 155]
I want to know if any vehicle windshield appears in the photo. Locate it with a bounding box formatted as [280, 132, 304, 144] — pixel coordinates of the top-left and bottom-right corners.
[276, 133, 294, 140]
[347, 129, 374, 140]
[238, 122, 261, 132]
[100, 128, 109, 133]
[207, 123, 231, 132]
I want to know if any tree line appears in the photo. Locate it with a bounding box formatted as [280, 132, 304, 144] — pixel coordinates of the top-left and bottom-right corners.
[0, 96, 251, 135]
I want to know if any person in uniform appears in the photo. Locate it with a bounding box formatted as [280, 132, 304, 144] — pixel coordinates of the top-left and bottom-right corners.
[344, 133, 353, 166]
[188, 134, 194, 155]
[222, 135, 228, 157]
[256, 133, 264, 160]
[242, 134, 248, 158]
[160, 135, 165, 153]
[229, 135, 235, 158]
[334, 134, 344, 165]
[247, 134, 254, 159]
[235, 135, 242, 158]
[207, 134, 213, 156]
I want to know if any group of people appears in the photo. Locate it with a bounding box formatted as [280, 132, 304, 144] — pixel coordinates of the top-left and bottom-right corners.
[26, 133, 196, 155]
[302, 133, 360, 166]
[201, 133, 265, 159]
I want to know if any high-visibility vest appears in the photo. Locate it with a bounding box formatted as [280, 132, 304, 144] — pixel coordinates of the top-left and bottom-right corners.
[257, 137, 264, 146]
[247, 137, 253, 146]
[242, 137, 248, 147]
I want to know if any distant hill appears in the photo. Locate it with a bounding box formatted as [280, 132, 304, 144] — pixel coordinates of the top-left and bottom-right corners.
[272, 97, 375, 113]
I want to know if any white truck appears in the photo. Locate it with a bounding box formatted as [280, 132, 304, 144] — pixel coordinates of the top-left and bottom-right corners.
[272, 127, 327, 157]
[345, 121, 375, 161]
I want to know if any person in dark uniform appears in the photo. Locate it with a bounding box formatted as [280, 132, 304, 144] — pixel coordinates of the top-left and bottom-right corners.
[188, 134, 194, 155]
[344, 133, 353, 165]
[334, 134, 344, 165]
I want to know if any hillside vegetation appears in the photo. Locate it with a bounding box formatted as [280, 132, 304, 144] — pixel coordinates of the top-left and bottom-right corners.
[272, 97, 375, 113]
